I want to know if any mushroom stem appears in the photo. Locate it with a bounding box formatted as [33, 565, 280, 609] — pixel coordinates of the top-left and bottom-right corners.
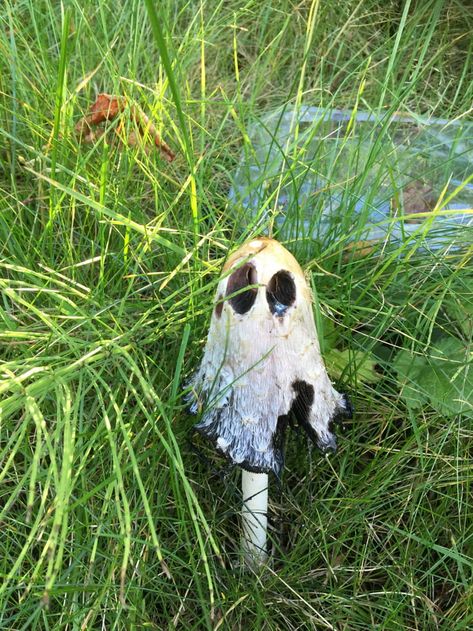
[241, 470, 268, 565]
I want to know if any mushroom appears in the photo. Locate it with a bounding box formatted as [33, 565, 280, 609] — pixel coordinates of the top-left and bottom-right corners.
[188, 237, 352, 563]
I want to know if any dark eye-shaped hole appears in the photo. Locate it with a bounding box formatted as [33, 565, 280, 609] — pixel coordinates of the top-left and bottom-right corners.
[226, 263, 258, 314]
[266, 270, 296, 316]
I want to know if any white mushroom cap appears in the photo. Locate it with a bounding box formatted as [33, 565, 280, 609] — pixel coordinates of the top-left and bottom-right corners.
[188, 237, 351, 475]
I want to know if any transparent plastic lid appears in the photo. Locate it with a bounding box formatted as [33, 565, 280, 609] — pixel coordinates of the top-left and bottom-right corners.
[229, 106, 473, 252]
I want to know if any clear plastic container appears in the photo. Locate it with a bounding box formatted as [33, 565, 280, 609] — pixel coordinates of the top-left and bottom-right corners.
[229, 106, 473, 252]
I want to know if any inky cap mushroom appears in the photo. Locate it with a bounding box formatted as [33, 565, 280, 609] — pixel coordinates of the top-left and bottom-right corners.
[188, 237, 351, 476]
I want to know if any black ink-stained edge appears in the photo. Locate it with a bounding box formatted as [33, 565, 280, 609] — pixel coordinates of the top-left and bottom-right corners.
[290, 380, 315, 429]
[288, 380, 336, 452]
[189, 383, 352, 478]
[330, 392, 354, 432]
[193, 423, 277, 475]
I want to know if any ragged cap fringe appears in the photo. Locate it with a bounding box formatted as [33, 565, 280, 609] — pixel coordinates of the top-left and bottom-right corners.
[187, 237, 351, 476]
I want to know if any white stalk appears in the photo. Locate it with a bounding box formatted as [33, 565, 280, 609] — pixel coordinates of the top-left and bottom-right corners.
[241, 470, 268, 565]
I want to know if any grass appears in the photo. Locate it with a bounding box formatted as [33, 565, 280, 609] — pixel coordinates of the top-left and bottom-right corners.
[0, 0, 472, 628]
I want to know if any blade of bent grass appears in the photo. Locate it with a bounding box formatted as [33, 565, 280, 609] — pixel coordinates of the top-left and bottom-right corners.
[48, 5, 70, 230]
[143, 0, 199, 238]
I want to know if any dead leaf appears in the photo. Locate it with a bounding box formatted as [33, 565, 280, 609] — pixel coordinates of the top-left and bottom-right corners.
[130, 104, 175, 162]
[75, 93, 124, 137]
[343, 239, 377, 259]
[391, 180, 436, 222]
[89, 93, 125, 124]
[75, 93, 175, 162]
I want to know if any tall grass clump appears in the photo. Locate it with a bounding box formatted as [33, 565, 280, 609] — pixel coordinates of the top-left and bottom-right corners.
[0, 0, 472, 629]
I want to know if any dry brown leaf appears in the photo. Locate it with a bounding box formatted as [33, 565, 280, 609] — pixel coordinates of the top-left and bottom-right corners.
[75, 93, 175, 162]
[391, 180, 436, 222]
[343, 239, 377, 259]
